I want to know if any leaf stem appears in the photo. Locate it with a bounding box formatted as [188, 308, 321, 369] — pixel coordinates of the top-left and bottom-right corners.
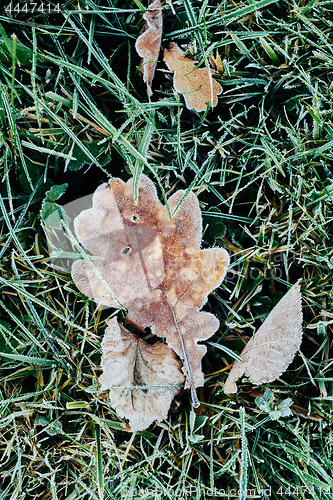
[167, 299, 200, 408]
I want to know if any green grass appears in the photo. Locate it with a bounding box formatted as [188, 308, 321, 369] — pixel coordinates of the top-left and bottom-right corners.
[0, 0, 333, 498]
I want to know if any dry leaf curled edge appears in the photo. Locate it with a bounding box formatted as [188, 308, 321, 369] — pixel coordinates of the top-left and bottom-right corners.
[99, 318, 184, 432]
[135, 0, 162, 98]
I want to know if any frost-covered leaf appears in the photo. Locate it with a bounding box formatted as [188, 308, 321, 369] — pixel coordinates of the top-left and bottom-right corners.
[224, 280, 303, 394]
[41, 184, 69, 229]
[99, 318, 184, 431]
[188, 411, 207, 444]
[135, 0, 162, 98]
[255, 389, 293, 421]
[72, 175, 229, 407]
[65, 140, 111, 171]
[163, 43, 222, 112]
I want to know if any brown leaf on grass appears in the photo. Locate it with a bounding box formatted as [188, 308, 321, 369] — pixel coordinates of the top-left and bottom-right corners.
[135, 0, 163, 98]
[163, 42, 222, 112]
[224, 280, 303, 394]
[72, 175, 229, 407]
[99, 318, 185, 431]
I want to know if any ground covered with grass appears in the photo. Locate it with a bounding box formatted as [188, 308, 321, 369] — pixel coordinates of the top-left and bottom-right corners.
[0, 0, 333, 498]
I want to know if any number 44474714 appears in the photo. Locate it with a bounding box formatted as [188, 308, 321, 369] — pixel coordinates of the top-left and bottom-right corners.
[5, 3, 60, 14]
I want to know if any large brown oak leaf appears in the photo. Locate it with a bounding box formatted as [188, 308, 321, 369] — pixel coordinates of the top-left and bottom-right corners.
[72, 175, 229, 406]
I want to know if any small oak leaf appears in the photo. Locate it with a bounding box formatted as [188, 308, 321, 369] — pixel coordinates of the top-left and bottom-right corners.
[72, 175, 229, 407]
[99, 318, 184, 431]
[163, 42, 222, 112]
[224, 280, 303, 394]
[135, 0, 163, 98]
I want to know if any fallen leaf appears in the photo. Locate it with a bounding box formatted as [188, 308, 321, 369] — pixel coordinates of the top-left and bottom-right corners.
[135, 0, 163, 98]
[99, 318, 185, 431]
[72, 175, 229, 407]
[163, 42, 222, 112]
[224, 280, 303, 394]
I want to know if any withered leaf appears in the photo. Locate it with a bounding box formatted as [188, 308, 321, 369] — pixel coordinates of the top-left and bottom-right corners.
[163, 43, 222, 112]
[135, 0, 163, 98]
[72, 175, 229, 407]
[99, 318, 184, 431]
[224, 280, 303, 394]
